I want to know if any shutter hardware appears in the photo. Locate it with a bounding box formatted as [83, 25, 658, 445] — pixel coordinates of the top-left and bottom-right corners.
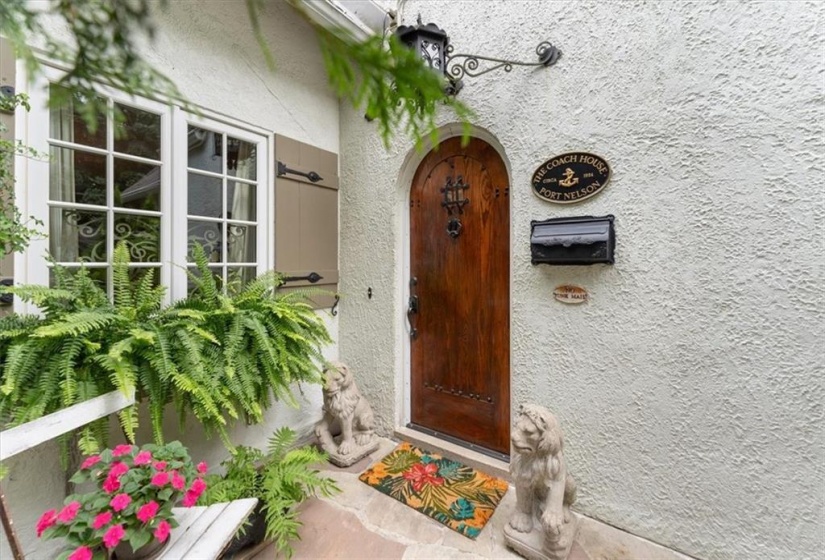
[282, 272, 323, 284]
[277, 161, 323, 183]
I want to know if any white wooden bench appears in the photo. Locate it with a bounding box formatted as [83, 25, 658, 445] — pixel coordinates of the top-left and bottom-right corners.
[0, 390, 257, 560]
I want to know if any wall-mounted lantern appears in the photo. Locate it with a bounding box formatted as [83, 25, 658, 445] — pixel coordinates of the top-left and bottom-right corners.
[395, 16, 561, 96]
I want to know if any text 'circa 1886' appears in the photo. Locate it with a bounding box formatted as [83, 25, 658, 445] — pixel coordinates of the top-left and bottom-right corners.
[532, 152, 611, 204]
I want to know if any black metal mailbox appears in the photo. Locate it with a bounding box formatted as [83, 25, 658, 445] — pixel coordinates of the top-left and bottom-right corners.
[530, 215, 615, 265]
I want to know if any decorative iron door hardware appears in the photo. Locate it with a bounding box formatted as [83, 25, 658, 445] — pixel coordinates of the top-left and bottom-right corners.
[446, 217, 462, 238]
[277, 161, 323, 183]
[441, 175, 469, 238]
[441, 175, 470, 215]
[282, 272, 323, 284]
[408, 277, 418, 340]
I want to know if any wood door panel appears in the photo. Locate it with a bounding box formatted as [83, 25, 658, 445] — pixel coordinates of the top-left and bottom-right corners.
[410, 137, 510, 454]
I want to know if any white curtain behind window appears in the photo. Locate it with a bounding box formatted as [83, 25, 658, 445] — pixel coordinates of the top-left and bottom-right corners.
[229, 143, 255, 266]
[49, 101, 78, 262]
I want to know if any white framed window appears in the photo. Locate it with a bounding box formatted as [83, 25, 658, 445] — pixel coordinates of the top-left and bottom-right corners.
[44, 85, 170, 293]
[170, 110, 268, 301]
[18, 67, 270, 308]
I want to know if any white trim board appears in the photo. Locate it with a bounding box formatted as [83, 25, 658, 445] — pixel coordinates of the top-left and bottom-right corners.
[0, 390, 135, 461]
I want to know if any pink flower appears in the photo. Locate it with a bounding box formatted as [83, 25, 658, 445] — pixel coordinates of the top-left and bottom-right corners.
[102, 475, 121, 494]
[110, 493, 131, 512]
[197, 461, 208, 474]
[68, 546, 93, 560]
[182, 491, 198, 507]
[182, 478, 207, 507]
[36, 509, 57, 537]
[137, 501, 160, 523]
[108, 462, 129, 478]
[56, 502, 81, 523]
[154, 520, 171, 542]
[92, 511, 112, 529]
[112, 444, 134, 457]
[152, 461, 167, 471]
[151, 472, 170, 487]
[171, 470, 185, 490]
[103, 524, 125, 548]
[134, 451, 152, 466]
[190, 477, 207, 496]
[80, 455, 101, 470]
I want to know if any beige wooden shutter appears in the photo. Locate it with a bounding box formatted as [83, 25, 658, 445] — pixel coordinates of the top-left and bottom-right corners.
[274, 134, 338, 309]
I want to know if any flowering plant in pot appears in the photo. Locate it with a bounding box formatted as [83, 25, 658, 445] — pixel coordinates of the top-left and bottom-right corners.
[36, 441, 207, 560]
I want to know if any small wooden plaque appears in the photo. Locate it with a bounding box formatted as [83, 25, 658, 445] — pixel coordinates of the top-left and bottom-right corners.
[553, 285, 588, 304]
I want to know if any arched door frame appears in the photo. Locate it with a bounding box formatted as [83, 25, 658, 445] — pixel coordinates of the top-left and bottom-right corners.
[393, 123, 513, 438]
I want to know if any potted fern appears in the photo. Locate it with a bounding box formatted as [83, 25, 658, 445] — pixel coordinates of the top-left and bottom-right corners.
[201, 427, 338, 557]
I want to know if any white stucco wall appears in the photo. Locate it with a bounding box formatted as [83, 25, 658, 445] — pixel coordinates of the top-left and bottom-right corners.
[2, 2, 339, 556]
[338, 1, 824, 559]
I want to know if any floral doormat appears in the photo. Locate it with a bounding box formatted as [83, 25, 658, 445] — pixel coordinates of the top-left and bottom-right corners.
[358, 442, 508, 539]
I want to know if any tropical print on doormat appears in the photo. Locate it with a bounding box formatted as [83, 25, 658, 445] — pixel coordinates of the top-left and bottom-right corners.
[358, 442, 508, 539]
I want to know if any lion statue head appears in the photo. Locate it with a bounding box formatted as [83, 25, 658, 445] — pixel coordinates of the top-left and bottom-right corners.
[512, 404, 564, 457]
[322, 361, 352, 395]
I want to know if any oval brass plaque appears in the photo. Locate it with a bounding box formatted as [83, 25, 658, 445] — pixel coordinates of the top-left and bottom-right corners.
[553, 285, 588, 304]
[532, 152, 611, 204]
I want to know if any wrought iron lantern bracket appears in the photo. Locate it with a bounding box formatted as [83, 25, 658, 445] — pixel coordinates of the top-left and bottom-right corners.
[444, 42, 561, 95]
[395, 16, 561, 97]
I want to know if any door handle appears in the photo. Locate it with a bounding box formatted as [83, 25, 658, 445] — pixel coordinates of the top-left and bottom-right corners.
[408, 277, 418, 340]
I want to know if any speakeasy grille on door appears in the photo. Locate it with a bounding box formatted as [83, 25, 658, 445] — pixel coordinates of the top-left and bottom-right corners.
[441, 175, 469, 238]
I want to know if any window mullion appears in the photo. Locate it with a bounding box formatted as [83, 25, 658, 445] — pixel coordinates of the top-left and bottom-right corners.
[106, 98, 115, 298]
[261, 135, 270, 275]
[170, 107, 189, 302]
[222, 132, 228, 288]
[159, 106, 173, 303]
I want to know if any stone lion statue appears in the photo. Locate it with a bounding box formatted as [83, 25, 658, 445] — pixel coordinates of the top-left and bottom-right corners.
[314, 361, 377, 465]
[505, 404, 578, 560]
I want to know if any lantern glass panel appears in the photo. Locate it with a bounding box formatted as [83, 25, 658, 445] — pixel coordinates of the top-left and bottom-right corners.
[421, 39, 443, 70]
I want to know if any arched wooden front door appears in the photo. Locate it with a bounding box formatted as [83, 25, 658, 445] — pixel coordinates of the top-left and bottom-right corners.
[409, 137, 510, 455]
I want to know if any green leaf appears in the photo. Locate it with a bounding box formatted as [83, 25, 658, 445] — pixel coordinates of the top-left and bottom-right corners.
[384, 450, 421, 474]
[129, 529, 152, 551]
[70, 471, 89, 484]
[92, 496, 110, 510]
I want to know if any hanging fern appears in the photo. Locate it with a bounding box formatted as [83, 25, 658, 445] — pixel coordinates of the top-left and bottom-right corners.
[0, 242, 331, 464]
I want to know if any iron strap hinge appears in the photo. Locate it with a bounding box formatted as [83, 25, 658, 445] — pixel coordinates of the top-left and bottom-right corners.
[277, 161, 323, 183]
[282, 272, 323, 284]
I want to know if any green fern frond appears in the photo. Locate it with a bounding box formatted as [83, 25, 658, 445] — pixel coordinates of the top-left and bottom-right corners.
[267, 427, 297, 461]
[2, 285, 74, 306]
[32, 310, 118, 338]
[117, 405, 138, 443]
[112, 243, 134, 314]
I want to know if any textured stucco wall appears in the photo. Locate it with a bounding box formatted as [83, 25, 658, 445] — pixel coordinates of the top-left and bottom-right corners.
[338, 1, 824, 559]
[2, 2, 338, 556]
